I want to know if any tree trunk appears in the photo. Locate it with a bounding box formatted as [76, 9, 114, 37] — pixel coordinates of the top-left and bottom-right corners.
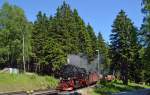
[23, 35, 26, 72]
[121, 62, 128, 85]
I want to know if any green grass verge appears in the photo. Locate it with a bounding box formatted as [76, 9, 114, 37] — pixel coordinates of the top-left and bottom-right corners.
[93, 80, 150, 95]
[0, 73, 58, 93]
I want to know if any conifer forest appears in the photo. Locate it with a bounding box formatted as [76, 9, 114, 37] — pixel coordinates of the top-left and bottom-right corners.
[0, 0, 150, 86]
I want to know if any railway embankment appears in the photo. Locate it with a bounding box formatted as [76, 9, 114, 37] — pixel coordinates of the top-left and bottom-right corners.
[0, 72, 58, 93]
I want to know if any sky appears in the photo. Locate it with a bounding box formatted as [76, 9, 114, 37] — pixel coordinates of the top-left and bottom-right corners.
[0, 0, 144, 42]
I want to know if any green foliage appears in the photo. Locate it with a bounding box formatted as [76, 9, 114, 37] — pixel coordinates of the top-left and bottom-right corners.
[32, 11, 67, 71]
[87, 23, 97, 60]
[141, 0, 150, 83]
[73, 9, 93, 61]
[94, 80, 149, 95]
[110, 10, 142, 84]
[51, 2, 95, 62]
[50, 2, 79, 54]
[0, 2, 32, 68]
[142, 0, 150, 12]
[43, 38, 67, 70]
[0, 2, 99, 74]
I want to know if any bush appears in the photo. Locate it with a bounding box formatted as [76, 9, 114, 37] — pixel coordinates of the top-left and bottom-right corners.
[44, 76, 59, 88]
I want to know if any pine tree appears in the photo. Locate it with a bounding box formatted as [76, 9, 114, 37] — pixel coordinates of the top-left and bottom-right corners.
[128, 27, 143, 83]
[32, 11, 67, 73]
[73, 9, 93, 61]
[50, 2, 94, 62]
[50, 2, 79, 54]
[87, 23, 97, 59]
[32, 11, 49, 66]
[110, 10, 140, 84]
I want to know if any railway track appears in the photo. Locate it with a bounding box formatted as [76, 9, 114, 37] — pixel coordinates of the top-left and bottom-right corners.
[0, 84, 96, 95]
[0, 89, 57, 95]
[58, 84, 96, 95]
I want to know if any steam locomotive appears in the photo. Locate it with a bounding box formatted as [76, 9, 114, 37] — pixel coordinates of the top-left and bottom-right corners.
[57, 64, 100, 91]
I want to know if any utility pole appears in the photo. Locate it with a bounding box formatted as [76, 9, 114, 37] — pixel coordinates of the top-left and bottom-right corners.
[23, 34, 26, 72]
[96, 50, 100, 74]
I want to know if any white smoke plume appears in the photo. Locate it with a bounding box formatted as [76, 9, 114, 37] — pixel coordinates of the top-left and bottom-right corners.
[67, 54, 102, 73]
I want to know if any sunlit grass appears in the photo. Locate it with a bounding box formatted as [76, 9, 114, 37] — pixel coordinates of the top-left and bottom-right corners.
[0, 73, 58, 93]
[93, 80, 150, 95]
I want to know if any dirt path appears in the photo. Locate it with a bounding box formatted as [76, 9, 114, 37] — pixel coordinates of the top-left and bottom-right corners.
[77, 87, 95, 95]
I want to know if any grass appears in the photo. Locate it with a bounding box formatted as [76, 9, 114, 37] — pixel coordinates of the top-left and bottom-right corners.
[0, 73, 58, 93]
[93, 80, 150, 95]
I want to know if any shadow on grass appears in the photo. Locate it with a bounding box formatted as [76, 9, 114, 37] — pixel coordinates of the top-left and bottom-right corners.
[94, 81, 145, 95]
[114, 82, 144, 90]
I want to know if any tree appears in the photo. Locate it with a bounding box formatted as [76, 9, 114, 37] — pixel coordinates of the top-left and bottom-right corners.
[32, 11, 50, 73]
[0, 1, 98, 74]
[73, 9, 93, 61]
[43, 38, 66, 71]
[128, 27, 143, 83]
[87, 23, 97, 59]
[110, 10, 140, 84]
[50, 2, 79, 54]
[141, 0, 150, 83]
[0, 2, 32, 71]
[50, 2, 94, 62]
[32, 11, 49, 65]
[32, 11, 67, 74]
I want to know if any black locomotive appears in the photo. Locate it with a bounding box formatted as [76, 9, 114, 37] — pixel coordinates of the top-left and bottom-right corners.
[57, 64, 99, 90]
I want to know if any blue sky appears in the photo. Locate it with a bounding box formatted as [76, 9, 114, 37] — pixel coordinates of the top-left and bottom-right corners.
[0, 0, 143, 42]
